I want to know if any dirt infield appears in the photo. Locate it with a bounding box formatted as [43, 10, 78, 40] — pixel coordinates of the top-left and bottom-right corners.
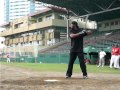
[0, 65, 120, 90]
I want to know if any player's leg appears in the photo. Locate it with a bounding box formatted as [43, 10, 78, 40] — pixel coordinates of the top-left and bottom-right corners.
[118, 55, 120, 68]
[110, 55, 114, 68]
[8, 58, 10, 62]
[66, 52, 77, 78]
[116, 56, 119, 69]
[102, 57, 105, 67]
[8, 58, 9, 62]
[98, 58, 102, 67]
[78, 52, 87, 77]
[114, 56, 117, 68]
[7, 58, 8, 63]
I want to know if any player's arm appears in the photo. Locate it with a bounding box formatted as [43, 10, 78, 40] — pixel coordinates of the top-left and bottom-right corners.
[70, 32, 83, 38]
[70, 30, 92, 38]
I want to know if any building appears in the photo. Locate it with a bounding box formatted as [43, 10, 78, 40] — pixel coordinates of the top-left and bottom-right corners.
[0, 7, 96, 55]
[97, 18, 120, 31]
[1, 7, 67, 47]
[4, 0, 47, 22]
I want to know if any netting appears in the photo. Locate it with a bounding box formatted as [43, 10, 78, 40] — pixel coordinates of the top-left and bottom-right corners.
[0, 30, 120, 64]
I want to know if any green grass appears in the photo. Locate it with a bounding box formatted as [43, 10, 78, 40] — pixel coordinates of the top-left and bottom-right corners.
[0, 62, 120, 74]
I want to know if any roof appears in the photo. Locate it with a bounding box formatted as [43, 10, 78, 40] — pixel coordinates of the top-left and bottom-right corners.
[29, 8, 51, 17]
[35, 0, 120, 21]
[1, 7, 69, 27]
[0, 22, 10, 27]
[29, 6, 68, 17]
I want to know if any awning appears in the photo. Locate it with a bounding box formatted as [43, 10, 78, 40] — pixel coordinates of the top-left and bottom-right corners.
[35, 0, 120, 21]
[103, 46, 112, 53]
[84, 46, 99, 53]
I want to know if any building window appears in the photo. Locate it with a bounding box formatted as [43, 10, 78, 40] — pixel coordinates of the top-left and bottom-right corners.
[30, 41, 32, 45]
[46, 15, 53, 21]
[119, 20, 120, 25]
[14, 22, 24, 29]
[115, 21, 118, 25]
[104, 23, 109, 28]
[106, 23, 109, 26]
[37, 41, 39, 45]
[111, 22, 114, 25]
[58, 16, 64, 20]
[34, 32, 37, 35]
[98, 24, 102, 27]
[83, 19, 86, 22]
[81, 19, 83, 22]
[38, 18, 42, 22]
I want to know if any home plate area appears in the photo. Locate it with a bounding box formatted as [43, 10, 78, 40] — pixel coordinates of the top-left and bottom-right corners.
[1, 76, 120, 90]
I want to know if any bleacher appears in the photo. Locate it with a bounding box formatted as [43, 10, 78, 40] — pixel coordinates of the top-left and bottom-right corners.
[86, 30, 120, 45]
[1, 30, 119, 64]
[39, 30, 120, 54]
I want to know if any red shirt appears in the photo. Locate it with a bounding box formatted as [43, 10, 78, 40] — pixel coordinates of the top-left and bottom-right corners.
[7, 54, 10, 58]
[119, 48, 120, 55]
[112, 47, 119, 55]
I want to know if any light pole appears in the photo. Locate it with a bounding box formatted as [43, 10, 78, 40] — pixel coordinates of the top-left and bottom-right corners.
[84, 15, 89, 30]
[60, 10, 70, 41]
[66, 10, 70, 41]
[34, 44, 38, 63]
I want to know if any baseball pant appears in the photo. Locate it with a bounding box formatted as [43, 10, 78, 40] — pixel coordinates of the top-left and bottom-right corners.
[98, 57, 105, 67]
[7, 58, 10, 62]
[66, 52, 87, 77]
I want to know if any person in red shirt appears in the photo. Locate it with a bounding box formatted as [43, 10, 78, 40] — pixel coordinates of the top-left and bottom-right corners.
[110, 45, 115, 68]
[119, 46, 120, 65]
[116, 46, 120, 69]
[114, 45, 120, 69]
[110, 44, 119, 69]
[6, 53, 10, 63]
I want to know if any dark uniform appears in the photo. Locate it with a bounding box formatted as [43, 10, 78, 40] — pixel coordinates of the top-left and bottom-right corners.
[66, 28, 87, 77]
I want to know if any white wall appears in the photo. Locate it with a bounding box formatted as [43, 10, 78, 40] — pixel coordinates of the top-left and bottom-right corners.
[70, 17, 97, 29]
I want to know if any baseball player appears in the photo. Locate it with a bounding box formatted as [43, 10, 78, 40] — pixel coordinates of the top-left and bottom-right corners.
[6, 53, 10, 63]
[66, 21, 92, 79]
[97, 48, 106, 67]
[115, 45, 120, 69]
[110, 44, 119, 69]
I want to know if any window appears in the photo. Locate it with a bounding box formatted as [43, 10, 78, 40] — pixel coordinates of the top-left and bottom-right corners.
[115, 21, 118, 25]
[38, 18, 42, 22]
[58, 16, 64, 20]
[34, 32, 37, 35]
[46, 15, 53, 21]
[111, 22, 114, 25]
[105, 23, 109, 26]
[98, 24, 102, 27]
[83, 19, 86, 22]
[14, 22, 24, 29]
[37, 41, 39, 45]
[30, 41, 32, 45]
[104, 23, 109, 28]
[81, 19, 83, 22]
